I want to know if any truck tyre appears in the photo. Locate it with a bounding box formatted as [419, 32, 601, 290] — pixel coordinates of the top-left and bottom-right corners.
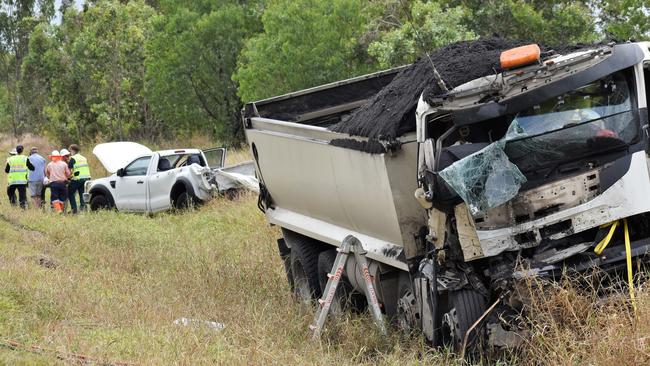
[317, 249, 348, 315]
[283, 230, 325, 303]
[173, 191, 194, 210]
[90, 194, 111, 211]
[442, 289, 487, 353]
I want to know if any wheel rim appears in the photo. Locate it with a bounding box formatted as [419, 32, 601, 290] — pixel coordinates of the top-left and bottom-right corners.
[442, 308, 461, 347]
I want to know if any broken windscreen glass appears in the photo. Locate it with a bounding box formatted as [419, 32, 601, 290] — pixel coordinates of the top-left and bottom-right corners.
[439, 122, 528, 215]
[438, 69, 636, 216]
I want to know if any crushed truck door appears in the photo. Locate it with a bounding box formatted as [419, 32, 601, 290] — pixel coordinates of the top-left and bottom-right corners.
[147, 153, 177, 212]
[114, 155, 151, 212]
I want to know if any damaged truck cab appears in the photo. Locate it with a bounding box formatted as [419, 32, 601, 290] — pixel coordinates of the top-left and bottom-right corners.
[243, 41, 650, 352]
[416, 42, 650, 267]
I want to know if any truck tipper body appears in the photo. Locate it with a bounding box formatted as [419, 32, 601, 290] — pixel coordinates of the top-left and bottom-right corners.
[243, 42, 650, 350]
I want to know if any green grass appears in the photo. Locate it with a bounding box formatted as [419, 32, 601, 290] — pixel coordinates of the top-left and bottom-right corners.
[0, 131, 648, 364]
[0, 195, 463, 365]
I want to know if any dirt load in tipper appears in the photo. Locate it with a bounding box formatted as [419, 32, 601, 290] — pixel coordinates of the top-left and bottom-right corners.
[242, 38, 650, 353]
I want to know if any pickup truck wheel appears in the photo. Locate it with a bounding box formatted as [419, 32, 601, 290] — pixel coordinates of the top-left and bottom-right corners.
[441, 289, 487, 354]
[90, 194, 111, 211]
[283, 229, 325, 303]
[173, 191, 194, 210]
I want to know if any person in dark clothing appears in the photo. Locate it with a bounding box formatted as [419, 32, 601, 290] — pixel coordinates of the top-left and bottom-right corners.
[67, 144, 91, 213]
[5, 145, 34, 208]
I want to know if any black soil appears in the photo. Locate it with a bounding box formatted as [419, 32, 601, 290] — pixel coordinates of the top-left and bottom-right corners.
[330, 138, 386, 154]
[329, 38, 585, 140]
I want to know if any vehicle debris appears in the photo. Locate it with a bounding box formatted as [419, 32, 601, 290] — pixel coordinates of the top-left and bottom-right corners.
[172, 318, 225, 331]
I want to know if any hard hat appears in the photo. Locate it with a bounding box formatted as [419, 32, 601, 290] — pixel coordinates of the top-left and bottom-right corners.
[60, 148, 71, 156]
[50, 150, 60, 158]
[9, 149, 17, 155]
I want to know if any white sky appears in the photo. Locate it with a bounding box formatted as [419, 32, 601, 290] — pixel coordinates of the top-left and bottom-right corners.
[53, 0, 84, 24]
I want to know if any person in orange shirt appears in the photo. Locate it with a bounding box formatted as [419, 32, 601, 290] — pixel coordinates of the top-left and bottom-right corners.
[45, 150, 71, 213]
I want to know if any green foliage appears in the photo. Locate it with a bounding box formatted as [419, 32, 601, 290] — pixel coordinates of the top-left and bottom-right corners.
[234, 0, 376, 102]
[367, 0, 476, 68]
[146, 0, 262, 144]
[0, 0, 646, 145]
[443, 0, 598, 45]
[598, 0, 649, 41]
[0, 0, 55, 136]
[21, 1, 157, 144]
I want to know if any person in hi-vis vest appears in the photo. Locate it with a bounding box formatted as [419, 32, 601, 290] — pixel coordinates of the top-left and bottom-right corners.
[67, 144, 91, 213]
[5, 145, 34, 208]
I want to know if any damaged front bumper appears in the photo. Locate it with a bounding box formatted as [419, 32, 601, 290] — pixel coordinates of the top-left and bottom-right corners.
[468, 152, 650, 259]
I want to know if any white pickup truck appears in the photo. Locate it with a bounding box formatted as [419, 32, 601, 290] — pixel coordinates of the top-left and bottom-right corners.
[84, 142, 224, 212]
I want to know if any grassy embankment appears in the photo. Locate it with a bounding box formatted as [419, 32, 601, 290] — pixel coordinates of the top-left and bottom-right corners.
[0, 135, 649, 365]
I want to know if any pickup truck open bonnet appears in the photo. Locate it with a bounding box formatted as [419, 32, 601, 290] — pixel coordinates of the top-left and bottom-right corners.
[93, 142, 153, 174]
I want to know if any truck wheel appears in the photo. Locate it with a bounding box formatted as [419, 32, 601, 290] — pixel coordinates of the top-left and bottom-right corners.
[442, 289, 487, 353]
[283, 229, 324, 303]
[317, 249, 348, 315]
[173, 191, 194, 210]
[90, 194, 111, 211]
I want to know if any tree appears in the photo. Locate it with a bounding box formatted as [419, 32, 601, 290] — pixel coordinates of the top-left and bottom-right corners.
[597, 0, 649, 41]
[366, 0, 476, 68]
[20, 0, 157, 143]
[234, 0, 376, 103]
[0, 0, 55, 136]
[146, 0, 262, 144]
[442, 0, 598, 45]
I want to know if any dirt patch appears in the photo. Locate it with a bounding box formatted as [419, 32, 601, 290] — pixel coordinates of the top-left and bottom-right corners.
[329, 38, 592, 140]
[24, 254, 59, 269]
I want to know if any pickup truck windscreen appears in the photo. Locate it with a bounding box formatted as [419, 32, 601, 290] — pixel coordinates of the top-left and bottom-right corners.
[505, 69, 638, 172]
[125, 156, 151, 176]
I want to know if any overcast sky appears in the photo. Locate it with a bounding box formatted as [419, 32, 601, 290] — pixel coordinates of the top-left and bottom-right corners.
[53, 0, 84, 24]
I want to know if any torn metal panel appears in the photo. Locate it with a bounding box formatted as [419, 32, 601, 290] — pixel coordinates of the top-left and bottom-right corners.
[475, 169, 603, 231]
[477, 151, 650, 258]
[454, 204, 484, 261]
[427, 208, 446, 250]
[532, 242, 592, 265]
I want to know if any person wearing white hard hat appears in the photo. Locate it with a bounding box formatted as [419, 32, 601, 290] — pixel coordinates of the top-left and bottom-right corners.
[45, 150, 71, 213]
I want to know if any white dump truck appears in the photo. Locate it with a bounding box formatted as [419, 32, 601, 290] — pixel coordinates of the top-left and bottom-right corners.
[243, 42, 650, 350]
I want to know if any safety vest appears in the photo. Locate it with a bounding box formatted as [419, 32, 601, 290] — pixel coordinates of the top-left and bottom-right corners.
[6, 155, 28, 185]
[71, 153, 91, 180]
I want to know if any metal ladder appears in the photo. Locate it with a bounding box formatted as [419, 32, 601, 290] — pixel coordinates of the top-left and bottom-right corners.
[310, 235, 387, 339]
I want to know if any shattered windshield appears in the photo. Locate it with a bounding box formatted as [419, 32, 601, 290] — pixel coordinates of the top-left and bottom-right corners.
[505, 70, 638, 171]
[439, 69, 638, 215]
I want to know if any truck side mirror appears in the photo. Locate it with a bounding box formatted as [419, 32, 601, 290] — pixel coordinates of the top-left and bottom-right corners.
[116, 168, 125, 177]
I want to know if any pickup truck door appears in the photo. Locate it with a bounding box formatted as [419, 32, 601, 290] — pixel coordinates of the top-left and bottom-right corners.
[202, 147, 226, 169]
[148, 154, 178, 212]
[114, 155, 152, 212]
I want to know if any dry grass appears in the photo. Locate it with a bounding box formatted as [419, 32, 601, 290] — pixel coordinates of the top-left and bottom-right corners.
[514, 275, 650, 365]
[0, 196, 461, 365]
[1, 135, 648, 365]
